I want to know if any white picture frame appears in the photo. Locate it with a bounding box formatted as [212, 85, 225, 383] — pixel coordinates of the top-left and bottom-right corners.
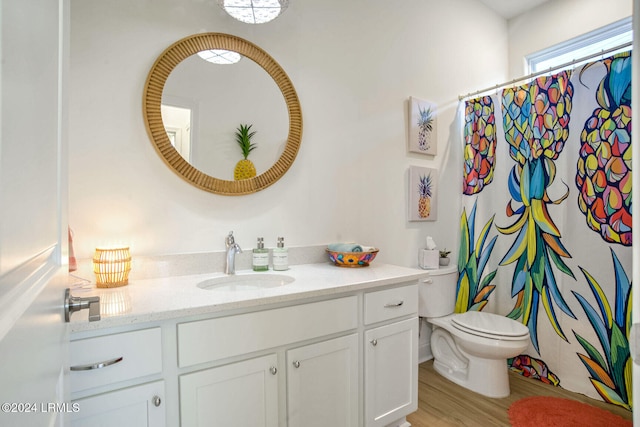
[408, 97, 437, 155]
[408, 165, 438, 221]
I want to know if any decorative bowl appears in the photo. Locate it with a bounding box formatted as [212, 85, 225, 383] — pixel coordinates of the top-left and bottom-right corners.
[326, 248, 379, 267]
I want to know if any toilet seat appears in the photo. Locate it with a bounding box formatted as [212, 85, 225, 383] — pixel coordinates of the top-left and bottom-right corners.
[451, 311, 529, 340]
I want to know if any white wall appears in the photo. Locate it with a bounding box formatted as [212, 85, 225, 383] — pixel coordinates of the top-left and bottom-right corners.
[507, 0, 632, 78]
[69, 0, 508, 267]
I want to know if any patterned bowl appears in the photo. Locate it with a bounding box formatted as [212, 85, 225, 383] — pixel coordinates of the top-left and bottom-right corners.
[326, 248, 379, 267]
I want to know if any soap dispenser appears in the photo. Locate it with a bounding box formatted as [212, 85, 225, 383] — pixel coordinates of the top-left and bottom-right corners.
[252, 237, 269, 271]
[272, 237, 288, 271]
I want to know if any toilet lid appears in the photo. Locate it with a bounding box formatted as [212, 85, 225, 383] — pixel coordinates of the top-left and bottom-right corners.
[451, 311, 529, 338]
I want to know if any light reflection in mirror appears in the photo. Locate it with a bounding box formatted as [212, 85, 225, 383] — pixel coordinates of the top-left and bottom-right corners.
[196, 49, 241, 65]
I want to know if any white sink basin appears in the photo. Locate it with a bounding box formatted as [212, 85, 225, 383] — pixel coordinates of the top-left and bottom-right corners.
[197, 274, 295, 291]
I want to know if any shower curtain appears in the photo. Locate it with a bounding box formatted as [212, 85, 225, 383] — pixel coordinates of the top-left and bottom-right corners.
[458, 52, 632, 410]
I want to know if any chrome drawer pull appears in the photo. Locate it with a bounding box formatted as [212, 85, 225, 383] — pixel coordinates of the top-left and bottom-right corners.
[70, 356, 123, 371]
[384, 301, 404, 308]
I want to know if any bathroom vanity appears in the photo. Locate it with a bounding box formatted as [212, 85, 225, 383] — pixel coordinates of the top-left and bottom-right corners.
[68, 263, 427, 427]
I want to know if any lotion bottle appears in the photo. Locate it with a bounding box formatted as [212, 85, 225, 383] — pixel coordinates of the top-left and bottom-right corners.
[272, 237, 288, 271]
[252, 237, 269, 271]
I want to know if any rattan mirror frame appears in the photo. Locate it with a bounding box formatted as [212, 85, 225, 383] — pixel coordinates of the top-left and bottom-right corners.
[143, 33, 302, 195]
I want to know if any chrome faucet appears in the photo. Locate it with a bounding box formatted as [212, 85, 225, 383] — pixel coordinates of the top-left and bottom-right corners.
[225, 231, 242, 275]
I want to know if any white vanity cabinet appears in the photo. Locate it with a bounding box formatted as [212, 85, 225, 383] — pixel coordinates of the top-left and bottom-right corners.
[363, 285, 419, 427]
[286, 333, 359, 427]
[176, 296, 358, 427]
[69, 268, 424, 427]
[69, 328, 165, 427]
[70, 381, 166, 427]
[179, 354, 279, 427]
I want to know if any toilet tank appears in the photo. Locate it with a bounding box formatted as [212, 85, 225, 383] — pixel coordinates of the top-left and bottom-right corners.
[418, 266, 458, 317]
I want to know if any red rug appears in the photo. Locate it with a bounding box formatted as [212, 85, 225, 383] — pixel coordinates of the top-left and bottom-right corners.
[508, 396, 632, 427]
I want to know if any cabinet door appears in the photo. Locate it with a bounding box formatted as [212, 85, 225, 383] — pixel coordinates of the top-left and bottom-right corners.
[287, 334, 358, 427]
[70, 381, 165, 427]
[180, 354, 278, 427]
[364, 317, 418, 427]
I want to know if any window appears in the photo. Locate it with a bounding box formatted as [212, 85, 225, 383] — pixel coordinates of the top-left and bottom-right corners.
[526, 17, 632, 74]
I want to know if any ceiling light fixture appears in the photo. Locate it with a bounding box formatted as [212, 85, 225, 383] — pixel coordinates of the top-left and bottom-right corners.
[217, 0, 289, 24]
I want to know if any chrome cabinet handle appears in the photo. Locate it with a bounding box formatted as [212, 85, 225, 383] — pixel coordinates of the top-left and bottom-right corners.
[371, 339, 378, 346]
[293, 360, 301, 368]
[152, 395, 162, 407]
[270, 366, 277, 375]
[70, 356, 123, 371]
[384, 301, 404, 308]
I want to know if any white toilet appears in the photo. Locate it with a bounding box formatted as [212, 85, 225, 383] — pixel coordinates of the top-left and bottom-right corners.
[419, 267, 530, 398]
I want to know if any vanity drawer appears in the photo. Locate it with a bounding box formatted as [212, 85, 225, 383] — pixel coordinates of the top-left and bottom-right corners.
[364, 284, 418, 325]
[178, 296, 358, 368]
[70, 328, 162, 393]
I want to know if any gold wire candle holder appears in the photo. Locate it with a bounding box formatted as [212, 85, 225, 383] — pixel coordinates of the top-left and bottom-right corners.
[93, 247, 131, 288]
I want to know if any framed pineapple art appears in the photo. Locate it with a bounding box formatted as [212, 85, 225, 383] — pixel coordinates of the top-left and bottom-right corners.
[408, 166, 438, 221]
[408, 97, 437, 156]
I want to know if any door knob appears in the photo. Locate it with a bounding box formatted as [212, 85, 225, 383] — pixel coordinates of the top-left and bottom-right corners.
[64, 288, 100, 322]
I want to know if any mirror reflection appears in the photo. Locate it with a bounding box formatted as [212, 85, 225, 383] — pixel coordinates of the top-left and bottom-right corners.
[161, 51, 288, 180]
[143, 32, 302, 196]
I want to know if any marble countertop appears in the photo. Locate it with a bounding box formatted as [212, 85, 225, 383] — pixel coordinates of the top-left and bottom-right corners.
[69, 262, 430, 333]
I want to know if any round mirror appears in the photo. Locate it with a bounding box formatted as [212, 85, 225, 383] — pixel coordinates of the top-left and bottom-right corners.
[143, 33, 303, 195]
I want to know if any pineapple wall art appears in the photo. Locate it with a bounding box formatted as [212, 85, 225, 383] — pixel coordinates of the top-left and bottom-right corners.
[409, 97, 438, 155]
[409, 166, 438, 221]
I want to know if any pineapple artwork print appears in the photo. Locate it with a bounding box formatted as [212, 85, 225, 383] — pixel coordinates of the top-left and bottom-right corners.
[418, 173, 433, 218]
[409, 97, 437, 155]
[575, 53, 632, 246]
[463, 96, 496, 195]
[498, 71, 576, 352]
[418, 105, 434, 152]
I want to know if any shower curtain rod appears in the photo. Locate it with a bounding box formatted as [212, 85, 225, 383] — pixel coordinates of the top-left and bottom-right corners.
[458, 40, 633, 101]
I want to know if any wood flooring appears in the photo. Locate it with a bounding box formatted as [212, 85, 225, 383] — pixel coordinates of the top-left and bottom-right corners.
[405, 360, 633, 426]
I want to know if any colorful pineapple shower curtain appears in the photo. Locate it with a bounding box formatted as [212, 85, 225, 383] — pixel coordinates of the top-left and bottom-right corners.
[458, 52, 632, 410]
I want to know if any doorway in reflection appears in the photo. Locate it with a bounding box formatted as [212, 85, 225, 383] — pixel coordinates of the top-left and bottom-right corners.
[161, 103, 193, 162]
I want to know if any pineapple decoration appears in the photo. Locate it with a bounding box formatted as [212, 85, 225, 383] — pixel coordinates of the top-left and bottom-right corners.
[417, 105, 434, 151]
[463, 96, 496, 195]
[498, 71, 576, 352]
[233, 124, 257, 180]
[575, 53, 632, 246]
[418, 173, 433, 218]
